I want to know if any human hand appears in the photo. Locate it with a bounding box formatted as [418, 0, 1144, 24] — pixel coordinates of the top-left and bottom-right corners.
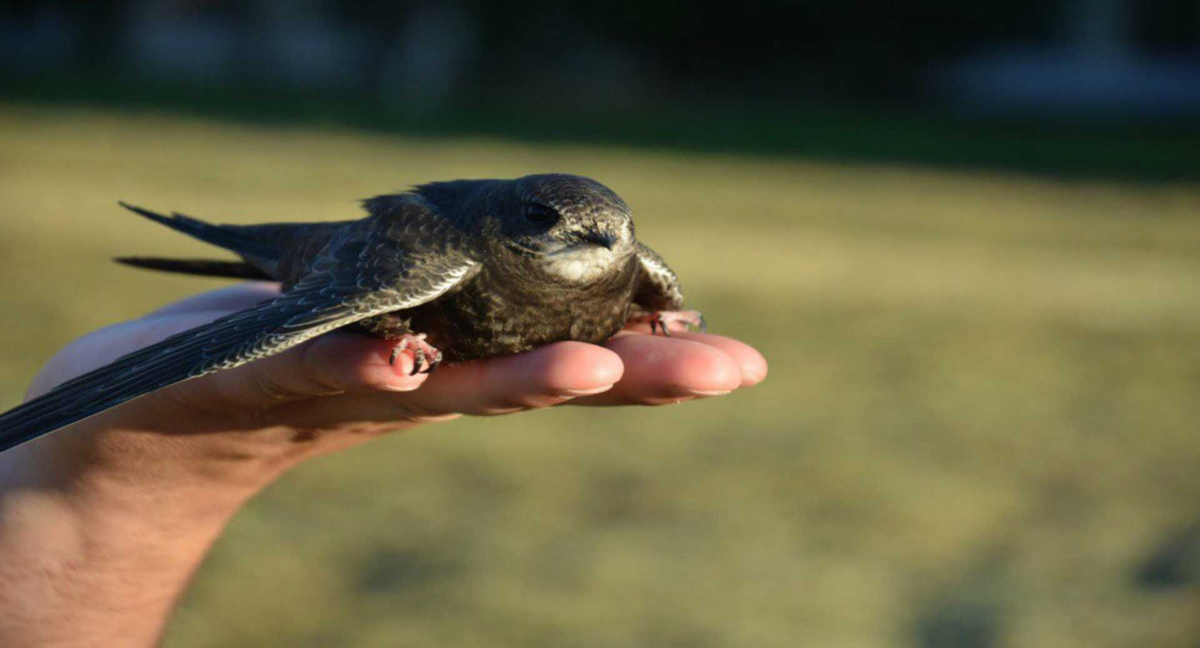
[19, 282, 768, 480]
[0, 282, 766, 646]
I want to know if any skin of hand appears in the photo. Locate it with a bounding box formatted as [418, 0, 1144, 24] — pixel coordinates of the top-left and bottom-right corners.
[0, 282, 767, 647]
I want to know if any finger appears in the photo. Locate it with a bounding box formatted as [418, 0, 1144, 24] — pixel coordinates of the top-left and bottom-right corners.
[571, 333, 743, 406]
[611, 329, 767, 387]
[410, 341, 624, 415]
[265, 341, 624, 426]
[147, 282, 282, 316]
[158, 330, 430, 414]
[36, 304, 429, 413]
[653, 332, 768, 387]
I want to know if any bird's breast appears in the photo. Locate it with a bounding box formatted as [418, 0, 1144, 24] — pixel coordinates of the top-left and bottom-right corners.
[403, 256, 639, 362]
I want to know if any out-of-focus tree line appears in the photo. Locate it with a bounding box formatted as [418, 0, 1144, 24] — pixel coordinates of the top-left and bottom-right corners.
[2, 1, 1199, 177]
[4, 1, 1199, 110]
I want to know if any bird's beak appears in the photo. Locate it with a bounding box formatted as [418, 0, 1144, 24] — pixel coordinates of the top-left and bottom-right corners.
[580, 230, 618, 250]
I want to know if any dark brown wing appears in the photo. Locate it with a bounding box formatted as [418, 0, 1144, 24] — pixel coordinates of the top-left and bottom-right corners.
[0, 214, 478, 452]
[632, 241, 685, 311]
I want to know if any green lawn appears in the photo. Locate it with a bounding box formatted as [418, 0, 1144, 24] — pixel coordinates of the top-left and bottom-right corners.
[1, 105, 1199, 647]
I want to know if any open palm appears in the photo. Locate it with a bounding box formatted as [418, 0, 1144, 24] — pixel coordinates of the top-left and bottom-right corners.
[22, 283, 767, 462]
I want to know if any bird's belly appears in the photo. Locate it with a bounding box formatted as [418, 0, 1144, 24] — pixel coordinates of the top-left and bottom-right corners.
[399, 276, 635, 363]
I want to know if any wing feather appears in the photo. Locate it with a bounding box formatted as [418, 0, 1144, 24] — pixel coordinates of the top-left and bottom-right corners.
[633, 241, 685, 311]
[0, 232, 477, 452]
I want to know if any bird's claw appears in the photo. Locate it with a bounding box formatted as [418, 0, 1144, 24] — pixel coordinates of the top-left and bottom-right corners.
[638, 310, 706, 336]
[387, 333, 443, 375]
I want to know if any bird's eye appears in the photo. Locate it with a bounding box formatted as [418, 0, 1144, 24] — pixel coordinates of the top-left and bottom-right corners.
[524, 203, 559, 226]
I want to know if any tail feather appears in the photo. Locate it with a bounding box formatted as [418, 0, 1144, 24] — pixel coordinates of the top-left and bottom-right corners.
[118, 202, 278, 261]
[114, 257, 274, 280]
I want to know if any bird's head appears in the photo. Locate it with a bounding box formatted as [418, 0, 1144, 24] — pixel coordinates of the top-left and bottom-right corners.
[410, 173, 637, 282]
[498, 174, 636, 281]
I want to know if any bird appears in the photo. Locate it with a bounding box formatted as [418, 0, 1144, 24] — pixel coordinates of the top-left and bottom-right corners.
[0, 174, 703, 453]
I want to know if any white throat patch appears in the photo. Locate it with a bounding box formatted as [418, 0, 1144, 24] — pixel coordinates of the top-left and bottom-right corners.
[542, 246, 617, 282]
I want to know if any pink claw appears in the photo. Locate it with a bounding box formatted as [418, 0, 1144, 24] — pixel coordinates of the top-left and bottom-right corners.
[630, 310, 707, 337]
[388, 333, 444, 375]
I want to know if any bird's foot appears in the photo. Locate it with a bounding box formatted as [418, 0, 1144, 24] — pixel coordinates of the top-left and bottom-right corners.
[387, 333, 443, 375]
[629, 310, 707, 336]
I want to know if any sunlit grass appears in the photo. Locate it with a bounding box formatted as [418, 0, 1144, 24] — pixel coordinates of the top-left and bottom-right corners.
[1, 105, 1199, 647]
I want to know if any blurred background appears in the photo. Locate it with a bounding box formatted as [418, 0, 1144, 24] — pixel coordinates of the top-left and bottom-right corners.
[2, 1, 1200, 646]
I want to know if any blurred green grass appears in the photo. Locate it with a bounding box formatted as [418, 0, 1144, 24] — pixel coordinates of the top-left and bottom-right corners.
[1, 105, 1200, 647]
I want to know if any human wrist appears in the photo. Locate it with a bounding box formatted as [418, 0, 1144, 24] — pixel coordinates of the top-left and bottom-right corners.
[0, 418, 293, 646]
